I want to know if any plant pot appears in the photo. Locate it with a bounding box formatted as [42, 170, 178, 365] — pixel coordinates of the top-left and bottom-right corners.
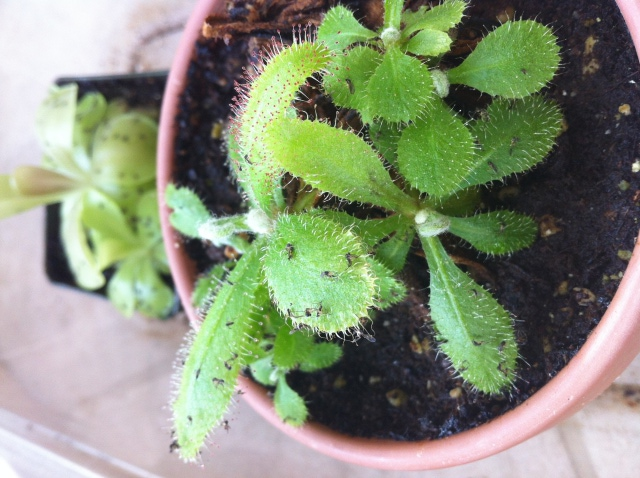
[158, 0, 640, 470]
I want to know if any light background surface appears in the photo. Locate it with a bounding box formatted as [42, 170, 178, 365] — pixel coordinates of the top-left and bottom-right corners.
[0, 1, 639, 477]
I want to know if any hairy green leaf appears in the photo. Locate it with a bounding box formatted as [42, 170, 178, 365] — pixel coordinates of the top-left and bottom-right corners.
[405, 29, 452, 57]
[265, 118, 416, 214]
[368, 119, 403, 167]
[402, 0, 467, 37]
[274, 376, 308, 426]
[273, 328, 314, 369]
[447, 20, 560, 98]
[299, 342, 343, 372]
[365, 47, 435, 123]
[464, 96, 563, 187]
[421, 236, 518, 394]
[165, 184, 212, 238]
[264, 213, 375, 333]
[448, 210, 537, 255]
[397, 99, 476, 198]
[374, 225, 415, 273]
[323, 45, 383, 116]
[317, 5, 377, 52]
[317, 210, 406, 248]
[233, 41, 332, 213]
[367, 257, 407, 309]
[173, 244, 265, 461]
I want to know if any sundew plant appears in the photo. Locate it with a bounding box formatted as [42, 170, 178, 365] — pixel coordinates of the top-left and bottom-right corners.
[0, 83, 175, 318]
[166, 0, 562, 461]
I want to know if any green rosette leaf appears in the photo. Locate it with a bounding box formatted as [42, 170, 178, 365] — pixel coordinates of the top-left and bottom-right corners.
[397, 99, 476, 199]
[264, 213, 376, 333]
[421, 236, 518, 394]
[448, 210, 537, 255]
[317, 5, 377, 52]
[447, 20, 560, 98]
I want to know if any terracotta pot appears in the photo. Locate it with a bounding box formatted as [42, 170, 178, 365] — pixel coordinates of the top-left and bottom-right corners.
[158, 0, 640, 470]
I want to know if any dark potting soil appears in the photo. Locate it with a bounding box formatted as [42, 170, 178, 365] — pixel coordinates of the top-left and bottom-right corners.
[45, 73, 167, 293]
[171, 0, 640, 440]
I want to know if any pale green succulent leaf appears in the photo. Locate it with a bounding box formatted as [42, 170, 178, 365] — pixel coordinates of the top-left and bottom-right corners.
[60, 193, 105, 290]
[107, 256, 175, 318]
[91, 112, 157, 187]
[0, 173, 74, 220]
[35, 83, 77, 154]
[447, 20, 560, 98]
[317, 5, 377, 52]
[263, 213, 376, 333]
[274, 376, 308, 427]
[464, 96, 563, 187]
[448, 210, 537, 255]
[365, 47, 435, 123]
[397, 99, 476, 198]
[421, 235, 517, 394]
[73, 92, 108, 171]
[173, 244, 266, 461]
[265, 118, 416, 214]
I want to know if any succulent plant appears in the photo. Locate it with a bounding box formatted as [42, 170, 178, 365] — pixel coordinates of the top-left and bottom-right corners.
[0, 83, 175, 318]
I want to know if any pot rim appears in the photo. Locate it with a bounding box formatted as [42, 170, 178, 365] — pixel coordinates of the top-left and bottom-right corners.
[158, 0, 640, 470]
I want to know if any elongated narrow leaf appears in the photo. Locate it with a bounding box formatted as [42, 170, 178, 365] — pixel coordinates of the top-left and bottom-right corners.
[274, 376, 308, 426]
[397, 99, 476, 198]
[448, 210, 537, 255]
[402, 0, 467, 37]
[233, 42, 332, 213]
[448, 20, 560, 98]
[365, 47, 435, 123]
[464, 96, 563, 187]
[265, 118, 416, 214]
[172, 244, 265, 461]
[317, 5, 377, 52]
[421, 235, 518, 394]
[264, 213, 376, 333]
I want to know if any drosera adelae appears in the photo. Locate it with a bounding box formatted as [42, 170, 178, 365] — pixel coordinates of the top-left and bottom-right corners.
[165, 0, 564, 461]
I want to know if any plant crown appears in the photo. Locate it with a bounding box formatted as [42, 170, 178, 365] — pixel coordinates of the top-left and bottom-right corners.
[1, 83, 175, 318]
[167, 0, 562, 461]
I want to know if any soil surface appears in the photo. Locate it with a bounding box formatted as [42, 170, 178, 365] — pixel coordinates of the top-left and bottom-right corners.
[171, 0, 640, 440]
